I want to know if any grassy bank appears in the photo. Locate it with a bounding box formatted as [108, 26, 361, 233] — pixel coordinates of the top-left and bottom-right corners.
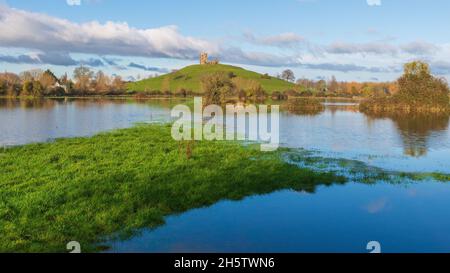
[0, 124, 346, 253]
[360, 97, 450, 114]
[283, 98, 325, 115]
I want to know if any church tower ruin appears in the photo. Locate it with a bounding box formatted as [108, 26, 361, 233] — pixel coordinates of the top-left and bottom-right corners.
[200, 52, 208, 65]
[200, 52, 219, 65]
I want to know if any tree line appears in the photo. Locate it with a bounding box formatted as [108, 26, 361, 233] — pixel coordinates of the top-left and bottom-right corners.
[278, 69, 398, 98]
[200, 62, 449, 110]
[0, 67, 126, 97]
[198, 70, 403, 105]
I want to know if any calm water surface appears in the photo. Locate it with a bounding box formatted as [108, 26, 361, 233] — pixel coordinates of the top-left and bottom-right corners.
[1, 98, 449, 253]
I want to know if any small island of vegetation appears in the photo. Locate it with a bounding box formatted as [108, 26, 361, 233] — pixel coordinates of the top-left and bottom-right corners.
[360, 61, 450, 114]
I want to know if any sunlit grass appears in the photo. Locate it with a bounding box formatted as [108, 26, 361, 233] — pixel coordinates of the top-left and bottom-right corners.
[127, 64, 295, 94]
[0, 124, 343, 253]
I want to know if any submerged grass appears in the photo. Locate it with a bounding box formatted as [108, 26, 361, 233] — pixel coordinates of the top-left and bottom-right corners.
[0, 124, 344, 253]
[285, 149, 450, 184]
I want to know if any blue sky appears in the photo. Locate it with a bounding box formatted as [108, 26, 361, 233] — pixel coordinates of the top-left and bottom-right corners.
[1, 0, 450, 82]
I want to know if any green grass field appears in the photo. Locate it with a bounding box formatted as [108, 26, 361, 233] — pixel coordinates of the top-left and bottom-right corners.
[0, 124, 343, 253]
[127, 64, 296, 94]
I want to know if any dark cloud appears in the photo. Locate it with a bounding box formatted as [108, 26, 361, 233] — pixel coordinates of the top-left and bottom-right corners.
[0, 52, 106, 67]
[243, 32, 305, 48]
[101, 57, 119, 66]
[302, 62, 400, 73]
[38, 52, 78, 66]
[128, 63, 169, 73]
[79, 58, 104, 67]
[0, 54, 39, 64]
[326, 42, 398, 55]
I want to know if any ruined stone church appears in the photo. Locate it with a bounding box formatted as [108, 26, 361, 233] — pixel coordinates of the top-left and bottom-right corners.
[200, 52, 219, 65]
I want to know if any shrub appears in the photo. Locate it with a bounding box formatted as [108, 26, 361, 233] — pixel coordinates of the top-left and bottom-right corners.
[228, 72, 237, 79]
[360, 61, 450, 114]
[175, 88, 188, 97]
[299, 90, 313, 97]
[271, 91, 287, 100]
[201, 72, 236, 105]
[50, 87, 67, 97]
[283, 89, 299, 98]
[22, 81, 33, 96]
[285, 98, 325, 115]
[31, 81, 43, 97]
[134, 92, 148, 99]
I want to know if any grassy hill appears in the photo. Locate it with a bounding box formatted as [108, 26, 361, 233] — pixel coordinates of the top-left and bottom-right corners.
[127, 64, 295, 94]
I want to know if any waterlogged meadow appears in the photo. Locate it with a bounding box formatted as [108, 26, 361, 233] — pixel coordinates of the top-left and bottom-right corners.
[0, 124, 345, 252]
[1, 98, 450, 253]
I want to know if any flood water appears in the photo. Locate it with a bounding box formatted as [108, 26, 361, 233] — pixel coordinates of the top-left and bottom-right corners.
[1, 97, 450, 253]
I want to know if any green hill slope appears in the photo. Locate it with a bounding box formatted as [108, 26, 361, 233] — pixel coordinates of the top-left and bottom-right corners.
[127, 64, 295, 94]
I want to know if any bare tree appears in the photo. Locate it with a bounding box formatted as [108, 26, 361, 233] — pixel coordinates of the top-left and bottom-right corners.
[39, 70, 58, 92]
[281, 69, 295, 82]
[328, 75, 338, 94]
[0, 72, 21, 96]
[111, 76, 125, 93]
[73, 66, 93, 94]
[94, 70, 111, 93]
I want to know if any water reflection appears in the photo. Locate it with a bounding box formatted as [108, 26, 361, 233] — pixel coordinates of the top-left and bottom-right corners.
[365, 112, 450, 157]
[1, 98, 450, 172]
[0, 97, 59, 109]
[282, 98, 325, 116]
[107, 182, 450, 253]
[0, 98, 180, 146]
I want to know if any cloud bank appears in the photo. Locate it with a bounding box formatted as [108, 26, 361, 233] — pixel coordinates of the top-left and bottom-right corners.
[0, 5, 216, 60]
[0, 5, 297, 68]
[0, 4, 448, 78]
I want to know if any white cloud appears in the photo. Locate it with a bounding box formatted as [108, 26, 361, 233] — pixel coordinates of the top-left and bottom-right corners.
[1, 4, 450, 78]
[218, 47, 300, 67]
[0, 5, 217, 60]
[66, 0, 81, 6]
[401, 40, 439, 55]
[326, 41, 398, 55]
[367, 0, 381, 6]
[244, 32, 305, 48]
[0, 5, 306, 67]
